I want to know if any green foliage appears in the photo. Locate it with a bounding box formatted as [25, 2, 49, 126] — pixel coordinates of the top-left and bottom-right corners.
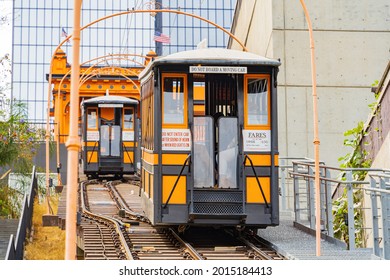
[0, 101, 44, 173]
[0, 188, 15, 218]
[0, 53, 11, 95]
[332, 188, 365, 248]
[0, 100, 45, 218]
[0, 183, 22, 218]
[333, 85, 380, 247]
[337, 121, 372, 177]
[334, 120, 369, 248]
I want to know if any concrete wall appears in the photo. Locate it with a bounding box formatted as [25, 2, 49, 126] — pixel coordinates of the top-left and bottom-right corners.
[230, 0, 390, 166]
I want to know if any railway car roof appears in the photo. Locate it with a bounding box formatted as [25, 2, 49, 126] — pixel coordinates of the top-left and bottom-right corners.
[82, 95, 139, 106]
[139, 48, 281, 79]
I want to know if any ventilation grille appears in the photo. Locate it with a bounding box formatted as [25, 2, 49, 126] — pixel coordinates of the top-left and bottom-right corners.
[193, 190, 242, 203]
[193, 203, 243, 215]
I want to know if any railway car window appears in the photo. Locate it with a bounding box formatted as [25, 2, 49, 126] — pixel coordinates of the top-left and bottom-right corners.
[162, 75, 186, 126]
[123, 108, 134, 130]
[246, 77, 269, 127]
[87, 108, 97, 129]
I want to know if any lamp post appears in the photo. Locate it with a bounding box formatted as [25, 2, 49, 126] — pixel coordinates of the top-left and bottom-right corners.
[299, 0, 321, 256]
[65, 0, 82, 260]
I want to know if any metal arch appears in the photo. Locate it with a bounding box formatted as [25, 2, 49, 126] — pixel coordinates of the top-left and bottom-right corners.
[78, 67, 140, 91]
[53, 54, 144, 189]
[46, 9, 248, 200]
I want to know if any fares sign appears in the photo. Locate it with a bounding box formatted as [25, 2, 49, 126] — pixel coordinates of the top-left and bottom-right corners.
[243, 130, 271, 152]
[189, 66, 247, 74]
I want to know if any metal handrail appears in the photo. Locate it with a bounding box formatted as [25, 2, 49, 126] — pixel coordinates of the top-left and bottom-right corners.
[6, 166, 38, 260]
[163, 154, 191, 209]
[287, 160, 390, 259]
[288, 171, 371, 185]
[87, 141, 98, 165]
[243, 154, 269, 208]
[122, 143, 134, 166]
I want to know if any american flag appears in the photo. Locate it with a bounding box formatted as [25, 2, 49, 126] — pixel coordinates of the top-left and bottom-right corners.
[61, 27, 70, 43]
[61, 27, 68, 37]
[154, 31, 170, 44]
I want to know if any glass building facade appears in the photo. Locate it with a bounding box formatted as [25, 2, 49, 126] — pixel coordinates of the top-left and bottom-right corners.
[11, 0, 236, 123]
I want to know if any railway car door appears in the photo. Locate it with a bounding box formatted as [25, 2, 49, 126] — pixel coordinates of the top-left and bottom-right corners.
[100, 123, 120, 157]
[99, 107, 122, 172]
[192, 74, 239, 189]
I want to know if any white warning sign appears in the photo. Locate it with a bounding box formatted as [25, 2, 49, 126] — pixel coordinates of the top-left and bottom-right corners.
[123, 131, 134, 141]
[189, 66, 247, 74]
[162, 129, 192, 151]
[87, 130, 99, 141]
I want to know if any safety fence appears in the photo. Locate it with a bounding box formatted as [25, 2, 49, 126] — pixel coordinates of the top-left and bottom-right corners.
[280, 158, 390, 260]
[6, 166, 38, 260]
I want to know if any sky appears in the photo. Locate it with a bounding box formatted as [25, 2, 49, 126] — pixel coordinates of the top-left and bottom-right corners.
[0, 0, 12, 56]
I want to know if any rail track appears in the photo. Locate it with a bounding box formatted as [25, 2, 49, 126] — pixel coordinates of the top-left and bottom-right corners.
[78, 178, 286, 260]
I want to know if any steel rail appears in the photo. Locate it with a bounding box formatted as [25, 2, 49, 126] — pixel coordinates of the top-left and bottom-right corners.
[81, 181, 134, 260]
[168, 228, 204, 260]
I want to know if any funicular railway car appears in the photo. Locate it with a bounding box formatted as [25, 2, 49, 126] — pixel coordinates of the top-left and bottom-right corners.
[138, 48, 281, 230]
[81, 95, 140, 178]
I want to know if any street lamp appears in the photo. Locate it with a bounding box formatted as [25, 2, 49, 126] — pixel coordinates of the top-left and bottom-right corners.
[65, 0, 82, 260]
[299, 0, 321, 257]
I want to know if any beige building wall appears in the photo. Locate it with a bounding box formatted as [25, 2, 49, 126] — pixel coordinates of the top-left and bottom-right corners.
[362, 132, 390, 248]
[361, 68, 390, 248]
[229, 0, 390, 167]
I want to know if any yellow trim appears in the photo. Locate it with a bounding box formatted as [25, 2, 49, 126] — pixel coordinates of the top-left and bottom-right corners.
[193, 85, 205, 100]
[162, 154, 189, 165]
[85, 141, 99, 147]
[161, 73, 188, 129]
[245, 154, 279, 166]
[123, 142, 135, 147]
[150, 174, 154, 202]
[246, 177, 270, 203]
[162, 175, 186, 204]
[142, 168, 151, 198]
[124, 151, 134, 164]
[243, 74, 271, 129]
[142, 150, 159, 165]
[193, 104, 205, 116]
[87, 151, 98, 163]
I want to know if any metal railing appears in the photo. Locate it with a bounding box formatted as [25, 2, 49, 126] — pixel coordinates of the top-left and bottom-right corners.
[6, 166, 38, 260]
[282, 159, 390, 259]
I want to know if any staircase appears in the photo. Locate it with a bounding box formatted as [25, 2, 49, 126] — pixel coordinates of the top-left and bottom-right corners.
[0, 219, 19, 259]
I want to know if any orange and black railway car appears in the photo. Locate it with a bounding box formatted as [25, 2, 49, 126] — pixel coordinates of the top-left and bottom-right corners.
[81, 95, 139, 178]
[138, 48, 281, 230]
